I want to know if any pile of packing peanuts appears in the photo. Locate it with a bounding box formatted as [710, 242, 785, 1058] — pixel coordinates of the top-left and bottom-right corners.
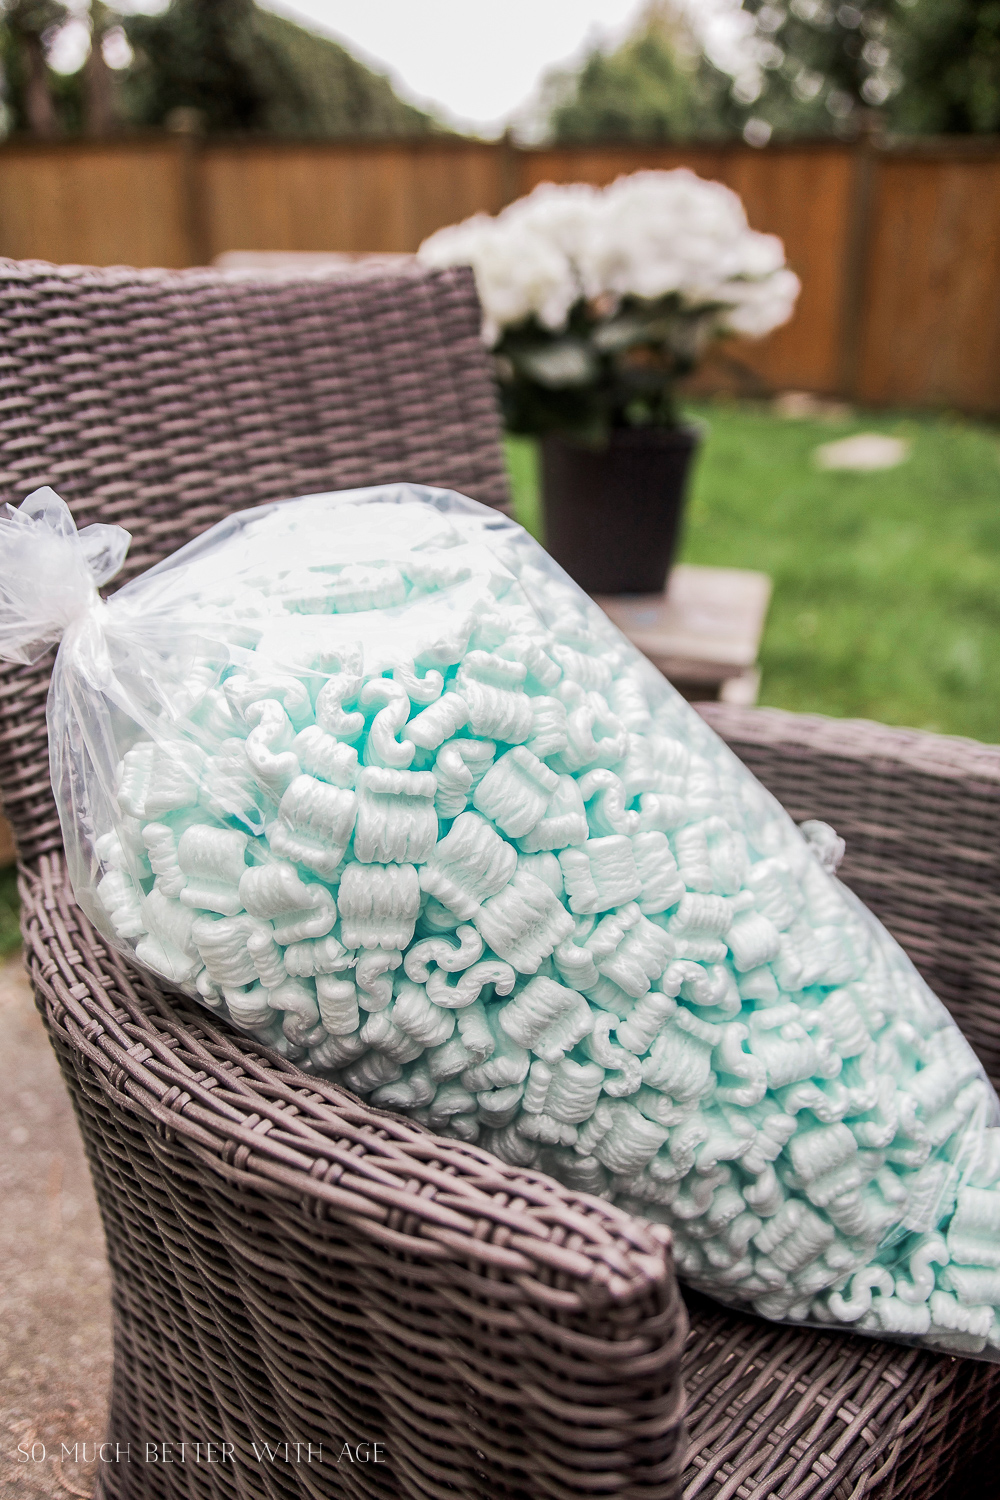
[85, 487, 1000, 1358]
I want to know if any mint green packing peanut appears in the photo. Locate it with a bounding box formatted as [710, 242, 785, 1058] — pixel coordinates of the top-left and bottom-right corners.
[3, 480, 999, 1361]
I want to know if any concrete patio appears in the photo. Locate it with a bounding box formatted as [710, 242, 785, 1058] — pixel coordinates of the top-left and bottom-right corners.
[1, 955, 111, 1499]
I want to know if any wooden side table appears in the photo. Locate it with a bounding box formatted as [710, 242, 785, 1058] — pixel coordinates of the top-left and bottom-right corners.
[595, 563, 772, 705]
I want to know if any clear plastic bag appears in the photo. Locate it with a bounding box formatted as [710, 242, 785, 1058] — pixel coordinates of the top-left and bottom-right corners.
[6, 480, 1000, 1360]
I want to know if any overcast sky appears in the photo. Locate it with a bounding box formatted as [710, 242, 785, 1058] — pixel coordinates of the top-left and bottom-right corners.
[259, 0, 651, 133]
[75, 0, 746, 136]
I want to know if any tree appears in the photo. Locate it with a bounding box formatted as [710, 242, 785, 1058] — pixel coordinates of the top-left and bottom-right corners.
[83, 0, 117, 137]
[253, 8, 441, 136]
[0, 0, 67, 136]
[735, 1, 896, 138]
[543, 1, 735, 143]
[736, 0, 1000, 138]
[122, 0, 301, 134]
[121, 0, 441, 136]
[890, 0, 1000, 133]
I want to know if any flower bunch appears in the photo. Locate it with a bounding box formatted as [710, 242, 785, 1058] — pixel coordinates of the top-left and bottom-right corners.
[418, 170, 800, 438]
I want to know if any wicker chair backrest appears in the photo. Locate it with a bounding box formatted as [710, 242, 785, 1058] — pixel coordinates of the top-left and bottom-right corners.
[0, 260, 509, 863]
[3, 258, 690, 1500]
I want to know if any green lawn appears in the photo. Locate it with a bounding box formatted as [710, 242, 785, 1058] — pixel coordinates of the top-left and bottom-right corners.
[506, 401, 1000, 742]
[0, 865, 19, 956]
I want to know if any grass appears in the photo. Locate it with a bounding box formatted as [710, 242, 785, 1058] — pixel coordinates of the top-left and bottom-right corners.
[506, 400, 1000, 742]
[0, 865, 19, 956]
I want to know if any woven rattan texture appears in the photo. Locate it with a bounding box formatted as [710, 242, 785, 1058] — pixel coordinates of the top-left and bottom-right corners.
[0, 259, 509, 552]
[0, 259, 509, 866]
[25, 856, 687, 1500]
[4, 259, 1000, 1498]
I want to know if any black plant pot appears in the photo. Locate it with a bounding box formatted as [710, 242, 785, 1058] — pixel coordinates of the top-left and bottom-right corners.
[541, 424, 701, 595]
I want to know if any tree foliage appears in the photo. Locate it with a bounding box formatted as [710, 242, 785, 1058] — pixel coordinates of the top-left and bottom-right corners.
[0, 0, 67, 135]
[253, 8, 440, 135]
[739, 0, 1000, 137]
[545, 2, 735, 143]
[120, 0, 440, 135]
[0, 0, 443, 138]
[121, 0, 303, 133]
[890, 0, 1000, 133]
[545, 0, 1000, 142]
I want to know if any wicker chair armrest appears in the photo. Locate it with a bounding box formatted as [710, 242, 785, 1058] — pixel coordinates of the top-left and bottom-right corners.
[21, 852, 688, 1498]
[698, 702, 1000, 784]
[699, 702, 1000, 1088]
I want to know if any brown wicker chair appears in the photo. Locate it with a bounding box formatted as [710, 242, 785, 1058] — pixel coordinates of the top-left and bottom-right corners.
[1, 258, 999, 1500]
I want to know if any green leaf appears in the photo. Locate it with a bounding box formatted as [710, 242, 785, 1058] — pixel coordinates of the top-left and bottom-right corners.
[515, 339, 598, 389]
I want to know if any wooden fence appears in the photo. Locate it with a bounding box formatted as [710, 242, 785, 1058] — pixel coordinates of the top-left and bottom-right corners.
[1, 134, 999, 413]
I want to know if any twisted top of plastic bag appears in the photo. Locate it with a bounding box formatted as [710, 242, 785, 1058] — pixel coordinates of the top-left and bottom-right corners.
[0, 488, 131, 666]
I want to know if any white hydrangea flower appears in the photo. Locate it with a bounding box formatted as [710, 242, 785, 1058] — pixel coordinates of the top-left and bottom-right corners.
[499, 181, 600, 261]
[419, 197, 582, 345]
[737, 230, 787, 279]
[417, 169, 800, 348]
[579, 170, 744, 303]
[720, 268, 802, 337]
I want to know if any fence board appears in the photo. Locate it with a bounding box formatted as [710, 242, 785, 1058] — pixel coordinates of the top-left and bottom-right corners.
[717, 147, 854, 395]
[856, 153, 1000, 413]
[0, 140, 193, 268]
[0, 135, 996, 414]
[200, 140, 507, 259]
[520, 143, 730, 188]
